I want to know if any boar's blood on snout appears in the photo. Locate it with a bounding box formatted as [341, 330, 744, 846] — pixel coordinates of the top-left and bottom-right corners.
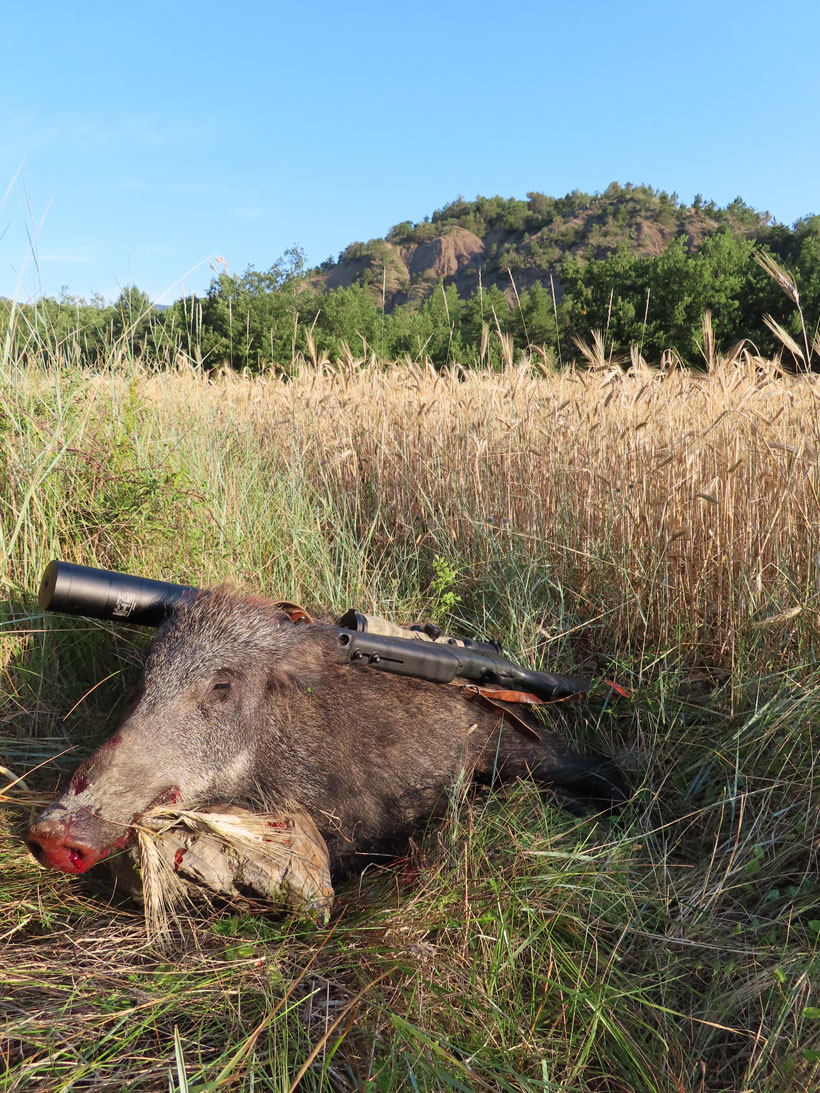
[68, 732, 123, 796]
[27, 783, 183, 875]
[27, 587, 627, 880]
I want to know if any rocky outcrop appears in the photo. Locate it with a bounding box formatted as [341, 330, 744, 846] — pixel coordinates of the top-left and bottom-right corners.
[401, 227, 485, 280]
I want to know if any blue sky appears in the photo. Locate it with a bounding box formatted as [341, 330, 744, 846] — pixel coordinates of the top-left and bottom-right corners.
[3, 0, 819, 304]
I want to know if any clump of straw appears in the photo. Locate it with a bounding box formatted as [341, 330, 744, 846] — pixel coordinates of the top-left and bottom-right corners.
[109, 803, 333, 944]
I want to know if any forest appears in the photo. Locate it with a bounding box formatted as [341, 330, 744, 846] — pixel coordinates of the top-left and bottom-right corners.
[5, 182, 820, 370]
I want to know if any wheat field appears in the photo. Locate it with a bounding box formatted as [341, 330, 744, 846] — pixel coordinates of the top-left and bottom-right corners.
[13, 349, 818, 665]
[2, 347, 819, 1091]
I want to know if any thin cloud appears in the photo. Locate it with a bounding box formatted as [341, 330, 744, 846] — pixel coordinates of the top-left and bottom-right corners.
[233, 206, 265, 221]
[122, 178, 228, 197]
[5, 113, 218, 158]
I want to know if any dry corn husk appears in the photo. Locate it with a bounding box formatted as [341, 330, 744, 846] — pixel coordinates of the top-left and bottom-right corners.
[108, 803, 333, 941]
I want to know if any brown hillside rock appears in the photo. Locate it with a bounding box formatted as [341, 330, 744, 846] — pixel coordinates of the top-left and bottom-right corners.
[401, 227, 485, 280]
[317, 255, 373, 292]
[637, 221, 667, 257]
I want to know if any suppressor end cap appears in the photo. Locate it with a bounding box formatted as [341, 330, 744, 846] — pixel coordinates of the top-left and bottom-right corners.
[38, 560, 60, 611]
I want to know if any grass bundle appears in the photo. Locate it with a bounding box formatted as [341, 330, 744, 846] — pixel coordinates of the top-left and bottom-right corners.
[113, 804, 334, 944]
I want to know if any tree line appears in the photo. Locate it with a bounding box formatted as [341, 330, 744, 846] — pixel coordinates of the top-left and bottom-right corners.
[5, 203, 820, 372]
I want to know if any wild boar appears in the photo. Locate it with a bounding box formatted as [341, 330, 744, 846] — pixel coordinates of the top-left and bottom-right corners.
[27, 589, 626, 879]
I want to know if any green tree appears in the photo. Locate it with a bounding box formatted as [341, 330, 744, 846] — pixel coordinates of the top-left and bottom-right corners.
[314, 284, 383, 359]
[112, 285, 153, 351]
[197, 248, 311, 370]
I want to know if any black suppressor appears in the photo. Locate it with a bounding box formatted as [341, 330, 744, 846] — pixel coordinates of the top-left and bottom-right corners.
[38, 560, 197, 626]
[38, 561, 589, 700]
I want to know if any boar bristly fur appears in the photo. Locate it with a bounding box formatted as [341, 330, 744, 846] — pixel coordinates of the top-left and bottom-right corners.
[27, 589, 626, 878]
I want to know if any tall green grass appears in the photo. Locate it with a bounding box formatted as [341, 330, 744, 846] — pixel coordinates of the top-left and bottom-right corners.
[1, 312, 819, 1090]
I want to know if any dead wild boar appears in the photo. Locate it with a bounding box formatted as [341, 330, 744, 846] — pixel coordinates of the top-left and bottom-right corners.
[27, 589, 626, 879]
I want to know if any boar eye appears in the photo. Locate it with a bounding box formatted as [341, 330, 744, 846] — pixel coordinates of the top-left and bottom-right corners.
[209, 675, 233, 697]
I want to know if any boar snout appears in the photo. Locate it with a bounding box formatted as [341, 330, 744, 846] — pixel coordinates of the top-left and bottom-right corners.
[26, 783, 183, 875]
[26, 816, 108, 874]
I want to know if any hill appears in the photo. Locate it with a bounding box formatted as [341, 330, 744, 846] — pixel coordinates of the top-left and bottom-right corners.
[6, 182, 819, 370]
[309, 182, 774, 310]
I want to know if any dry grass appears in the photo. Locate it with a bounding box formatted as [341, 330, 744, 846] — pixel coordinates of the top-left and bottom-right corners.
[3, 347, 820, 1090]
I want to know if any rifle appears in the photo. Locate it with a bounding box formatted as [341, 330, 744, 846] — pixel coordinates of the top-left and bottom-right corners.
[38, 560, 590, 701]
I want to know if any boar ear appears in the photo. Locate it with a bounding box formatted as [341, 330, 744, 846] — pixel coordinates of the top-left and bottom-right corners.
[265, 625, 327, 695]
